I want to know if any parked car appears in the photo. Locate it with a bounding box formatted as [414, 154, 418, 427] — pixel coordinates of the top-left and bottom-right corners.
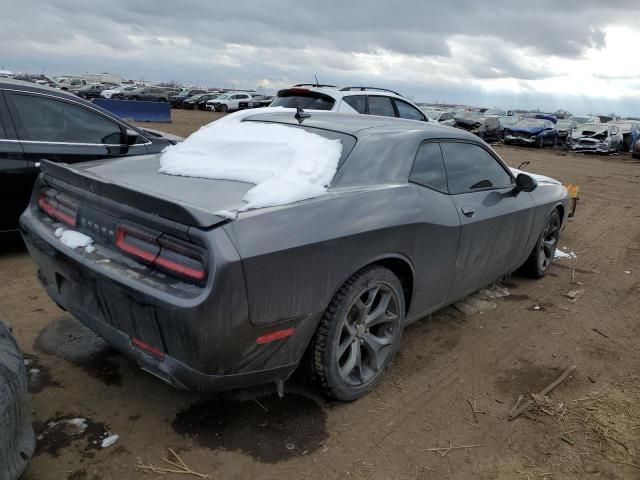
[453, 114, 501, 142]
[206, 92, 256, 112]
[606, 121, 636, 151]
[633, 137, 640, 159]
[56, 77, 87, 91]
[567, 123, 623, 154]
[0, 79, 181, 232]
[101, 85, 136, 99]
[0, 320, 34, 480]
[420, 108, 456, 126]
[569, 115, 600, 125]
[183, 93, 221, 110]
[169, 89, 207, 108]
[120, 86, 171, 102]
[74, 84, 106, 100]
[498, 115, 522, 137]
[556, 119, 577, 143]
[270, 85, 428, 121]
[503, 118, 559, 148]
[20, 110, 568, 401]
[238, 95, 274, 109]
[482, 108, 507, 117]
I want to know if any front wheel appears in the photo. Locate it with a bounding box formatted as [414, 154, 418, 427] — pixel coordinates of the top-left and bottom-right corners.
[311, 266, 405, 401]
[537, 136, 545, 149]
[519, 209, 561, 278]
[219, 104, 228, 113]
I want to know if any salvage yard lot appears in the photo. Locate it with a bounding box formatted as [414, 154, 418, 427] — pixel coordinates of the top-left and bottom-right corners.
[2, 110, 640, 479]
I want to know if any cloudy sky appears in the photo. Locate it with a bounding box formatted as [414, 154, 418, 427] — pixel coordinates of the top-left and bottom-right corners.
[3, 0, 640, 115]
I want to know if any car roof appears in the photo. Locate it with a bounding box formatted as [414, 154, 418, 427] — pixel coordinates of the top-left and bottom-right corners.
[242, 110, 479, 140]
[279, 85, 407, 101]
[0, 78, 83, 100]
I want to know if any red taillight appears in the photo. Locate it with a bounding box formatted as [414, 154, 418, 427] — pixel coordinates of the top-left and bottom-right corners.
[155, 237, 206, 281]
[256, 327, 296, 344]
[115, 224, 160, 263]
[115, 223, 207, 283]
[132, 338, 165, 358]
[38, 191, 77, 227]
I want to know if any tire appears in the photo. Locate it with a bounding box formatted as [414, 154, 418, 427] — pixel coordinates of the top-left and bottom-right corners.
[504, 139, 511, 145]
[519, 209, 561, 278]
[219, 104, 228, 113]
[311, 266, 405, 401]
[537, 136, 545, 149]
[0, 321, 34, 479]
[132, 96, 140, 101]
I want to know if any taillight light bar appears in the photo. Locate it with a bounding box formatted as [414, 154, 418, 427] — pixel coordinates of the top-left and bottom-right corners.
[38, 191, 78, 227]
[114, 223, 207, 283]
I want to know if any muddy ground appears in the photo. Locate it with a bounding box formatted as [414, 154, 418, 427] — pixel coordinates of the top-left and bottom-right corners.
[2, 109, 640, 479]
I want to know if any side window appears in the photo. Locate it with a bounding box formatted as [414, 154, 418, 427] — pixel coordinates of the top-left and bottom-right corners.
[342, 95, 366, 114]
[7, 94, 123, 145]
[440, 142, 513, 194]
[394, 100, 426, 121]
[409, 142, 448, 192]
[0, 114, 5, 139]
[367, 96, 395, 117]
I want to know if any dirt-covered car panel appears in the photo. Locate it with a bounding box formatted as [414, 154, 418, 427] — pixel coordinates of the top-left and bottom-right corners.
[20, 111, 569, 395]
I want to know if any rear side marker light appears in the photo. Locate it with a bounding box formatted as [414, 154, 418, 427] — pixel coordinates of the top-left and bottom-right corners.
[132, 338, 165, 358]
[38, 191, 77, 227]
[257, 327, 296, 344]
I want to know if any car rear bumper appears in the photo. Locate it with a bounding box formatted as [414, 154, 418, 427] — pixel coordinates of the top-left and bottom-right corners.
[20, 211, 321, 392]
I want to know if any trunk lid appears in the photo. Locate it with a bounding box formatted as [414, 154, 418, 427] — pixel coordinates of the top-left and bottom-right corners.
[41, 154, 251, 228]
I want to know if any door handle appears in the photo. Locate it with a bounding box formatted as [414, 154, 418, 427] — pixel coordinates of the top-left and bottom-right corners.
[461, 206, 476, 217]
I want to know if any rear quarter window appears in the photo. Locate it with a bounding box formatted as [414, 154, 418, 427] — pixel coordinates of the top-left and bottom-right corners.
[342, 95, 366, 114]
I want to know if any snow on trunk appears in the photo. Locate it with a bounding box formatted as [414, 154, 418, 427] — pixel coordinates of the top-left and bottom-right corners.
[158, 108, 343, 210]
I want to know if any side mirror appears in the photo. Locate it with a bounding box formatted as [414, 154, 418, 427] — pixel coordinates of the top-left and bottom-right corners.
[125, 129, 142, 146]
[515, 173, 537, 193]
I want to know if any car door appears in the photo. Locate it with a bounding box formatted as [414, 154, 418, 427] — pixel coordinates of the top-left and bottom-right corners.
[406, 141, 461, 314]
[366, 96, 396, 118]
[0, 91, 30, 232]
[440, 141, 536, 299]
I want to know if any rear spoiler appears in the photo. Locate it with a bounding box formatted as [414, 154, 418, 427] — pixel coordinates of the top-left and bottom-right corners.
[39, 160, 230, 229]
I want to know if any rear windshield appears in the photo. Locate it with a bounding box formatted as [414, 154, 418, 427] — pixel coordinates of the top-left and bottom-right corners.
[271, 90, 335, 110]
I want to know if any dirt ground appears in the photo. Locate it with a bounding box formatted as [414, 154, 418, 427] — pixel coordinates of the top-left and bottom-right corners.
[2, 109, 640, 479]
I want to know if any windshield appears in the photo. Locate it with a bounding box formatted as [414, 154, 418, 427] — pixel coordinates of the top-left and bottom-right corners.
[557, 120, 574, 129]
[484, 108, 506, 116]
[517, 119, 546, 127]
[215, 94, 231, 100]
[421, 110, 441, 120]
[500, 117, 519, 125]
[570, 116, 590, 124]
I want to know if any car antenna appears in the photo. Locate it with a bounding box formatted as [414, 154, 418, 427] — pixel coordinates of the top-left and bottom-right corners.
[314, 74, 319, 87]
[295, 106, 311, 123]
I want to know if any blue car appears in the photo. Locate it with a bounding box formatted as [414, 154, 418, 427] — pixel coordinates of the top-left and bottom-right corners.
[503, 118, 559, 148]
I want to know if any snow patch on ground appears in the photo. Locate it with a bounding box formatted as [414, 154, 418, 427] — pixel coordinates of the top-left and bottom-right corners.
[101, 434, 119, 448]
[54, 228, 94, 251]
[159, 107, 343, 210]
[555, 247, 577, 259]
[509, 167, 562, 185]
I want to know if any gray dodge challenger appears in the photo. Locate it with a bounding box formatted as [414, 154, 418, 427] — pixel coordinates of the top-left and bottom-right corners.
[20, 111, 569, 401]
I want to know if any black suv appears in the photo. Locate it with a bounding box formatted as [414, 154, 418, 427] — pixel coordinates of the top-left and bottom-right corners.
[0, 79, 181, 232]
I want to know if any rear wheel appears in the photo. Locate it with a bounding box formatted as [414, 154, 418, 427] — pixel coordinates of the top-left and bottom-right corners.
[311, 266, 404, 401]
[520, 209, 561, 278]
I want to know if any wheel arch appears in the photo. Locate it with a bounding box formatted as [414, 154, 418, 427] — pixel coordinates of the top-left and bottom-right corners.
[328, 254, 415, 317]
